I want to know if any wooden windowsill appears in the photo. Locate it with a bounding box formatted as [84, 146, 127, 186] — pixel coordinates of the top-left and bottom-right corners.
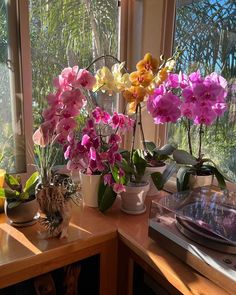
[0, 193, 234, 295]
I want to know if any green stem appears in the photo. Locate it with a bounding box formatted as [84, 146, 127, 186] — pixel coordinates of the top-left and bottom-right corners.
[138, 104, 147, 152]
[198, 123, 203, 160]
[187, 119, 193, 155]
[130, 105, 139, 166]
[86, 54, 128, 72]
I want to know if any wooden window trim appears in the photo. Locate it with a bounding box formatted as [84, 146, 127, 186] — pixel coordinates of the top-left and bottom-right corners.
[17, 0, 34, 181]
[119, 0, 176, 149]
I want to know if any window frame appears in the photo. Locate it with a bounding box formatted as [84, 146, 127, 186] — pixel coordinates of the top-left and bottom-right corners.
[0, 0, 33, 179]
[120, 0, 176, 149]
[163, 0, 236, 192]
[17, 0, 34, 181]
[10, 0, 234, 191]
[17, 0, 174, 175]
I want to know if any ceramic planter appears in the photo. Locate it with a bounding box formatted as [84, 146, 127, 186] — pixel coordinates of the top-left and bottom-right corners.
[80, 173, 101, 207]
[142, 165, 166, 196]
[188, 174, 213, 189]
[120, 182, 150, 214]
[4, 198, 39, 227]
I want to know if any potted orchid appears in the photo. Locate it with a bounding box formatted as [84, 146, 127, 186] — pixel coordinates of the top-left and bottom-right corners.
[147, 70, 228, 191]
[118, 52, 178, 207]
[0, 172, 39, 226]
[89, 52, 178, 214]
[142, 142, 176, 196]
[33, 58, 135, 216]
[33, 51, 182, 218]
[64, 106, 134, 211]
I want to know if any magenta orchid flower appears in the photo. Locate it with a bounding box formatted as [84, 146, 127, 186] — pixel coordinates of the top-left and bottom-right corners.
[147, 91, 181, 124]
[92, 107, 111, 124]
[147, 71, 228, 127]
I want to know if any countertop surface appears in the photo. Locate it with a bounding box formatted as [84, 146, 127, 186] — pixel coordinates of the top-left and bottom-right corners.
[0, 192, 234, 294]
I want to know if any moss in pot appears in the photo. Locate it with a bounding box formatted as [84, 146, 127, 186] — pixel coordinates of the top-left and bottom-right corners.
[0, 172, 39, 226]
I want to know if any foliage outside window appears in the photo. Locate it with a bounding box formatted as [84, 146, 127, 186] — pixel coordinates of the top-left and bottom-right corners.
[0, 0, 26, 173]
[168, 0, 236, 181]
[29, 0, 119, 128]
[29, 0, 119, 165]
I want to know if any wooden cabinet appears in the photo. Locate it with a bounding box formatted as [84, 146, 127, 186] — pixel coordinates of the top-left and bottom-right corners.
[118, 240, 181, 295]
[0, 196, 233, 295]
[0, 255, 99, 295]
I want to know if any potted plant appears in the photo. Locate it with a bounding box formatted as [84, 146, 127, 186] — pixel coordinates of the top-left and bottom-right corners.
[173, 149, 226, 191]
[33, 52, 179, 215]
[118, 149, 149, 214]
[142, 142, 176, 196]
[147, 70, 229, 191]
[112, 52, 180, 204]
[64, 107, 133, 211]
[33, 141, 79, 238]
[0, 172, 39, 226]
[119, 145, 176, 214]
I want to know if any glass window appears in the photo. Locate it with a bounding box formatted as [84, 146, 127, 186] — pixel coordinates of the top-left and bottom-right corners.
[0, 0, 26, 173]
[168, 0, 236, 181]
[29, 0, 120, 130]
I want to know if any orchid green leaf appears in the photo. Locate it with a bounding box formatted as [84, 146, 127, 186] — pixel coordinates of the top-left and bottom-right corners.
[151, 172, 163, 190]
[144, 141, 156, 152]
[158, 144, 176, 155]
[176, 166, 191, 191]
[4, 174, 21, 191]
[173, 150, 198, 165]
[132, 149, 147, 177]
[162, 163, 178, 184]
[24, 171, 39, 195]
[7, 201, 21, 209]
[0, 188, 18, 199]
[204, 165, 226, 189]
[98, 183, 116, 212]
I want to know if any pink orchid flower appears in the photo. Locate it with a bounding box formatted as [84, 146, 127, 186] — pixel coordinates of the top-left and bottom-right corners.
[73, 69, 96, 90]
[113, 183, 125, 194]
[56, 117, 77, 133]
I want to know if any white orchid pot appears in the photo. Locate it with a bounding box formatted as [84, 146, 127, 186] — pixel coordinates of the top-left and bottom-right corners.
[142, 165, 166, 196]
[189, 174, 213, 189]
[80, 172, 101, 207]
[120, 182, 150, 214]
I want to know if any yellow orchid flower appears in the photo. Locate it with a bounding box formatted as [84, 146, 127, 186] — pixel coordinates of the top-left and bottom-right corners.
[123, 86, 147, 113]
[136, 53, 159, 73]
[155, 67, 169, 85]
[165, 58, 176, 72]
[129, 70, 154, 87]
[112, 62, 131, 91]
[93, 66, 117, 94]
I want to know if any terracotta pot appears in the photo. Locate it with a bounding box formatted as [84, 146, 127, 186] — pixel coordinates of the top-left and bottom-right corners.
[120, 182, 150, 214]
[189, 174, 213, 189]
[142, 165, 166, 196]
[80, 173, 101, 207]
[4, 198, 39, 227]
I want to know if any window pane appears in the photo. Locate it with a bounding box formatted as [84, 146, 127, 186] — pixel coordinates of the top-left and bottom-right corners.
[29, 0, 120, 130]
[168, 0, 236, 181]
[0, 0, 26, 173]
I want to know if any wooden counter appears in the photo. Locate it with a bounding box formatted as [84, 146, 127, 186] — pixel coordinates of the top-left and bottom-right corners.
[0, 193, 234, 295]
